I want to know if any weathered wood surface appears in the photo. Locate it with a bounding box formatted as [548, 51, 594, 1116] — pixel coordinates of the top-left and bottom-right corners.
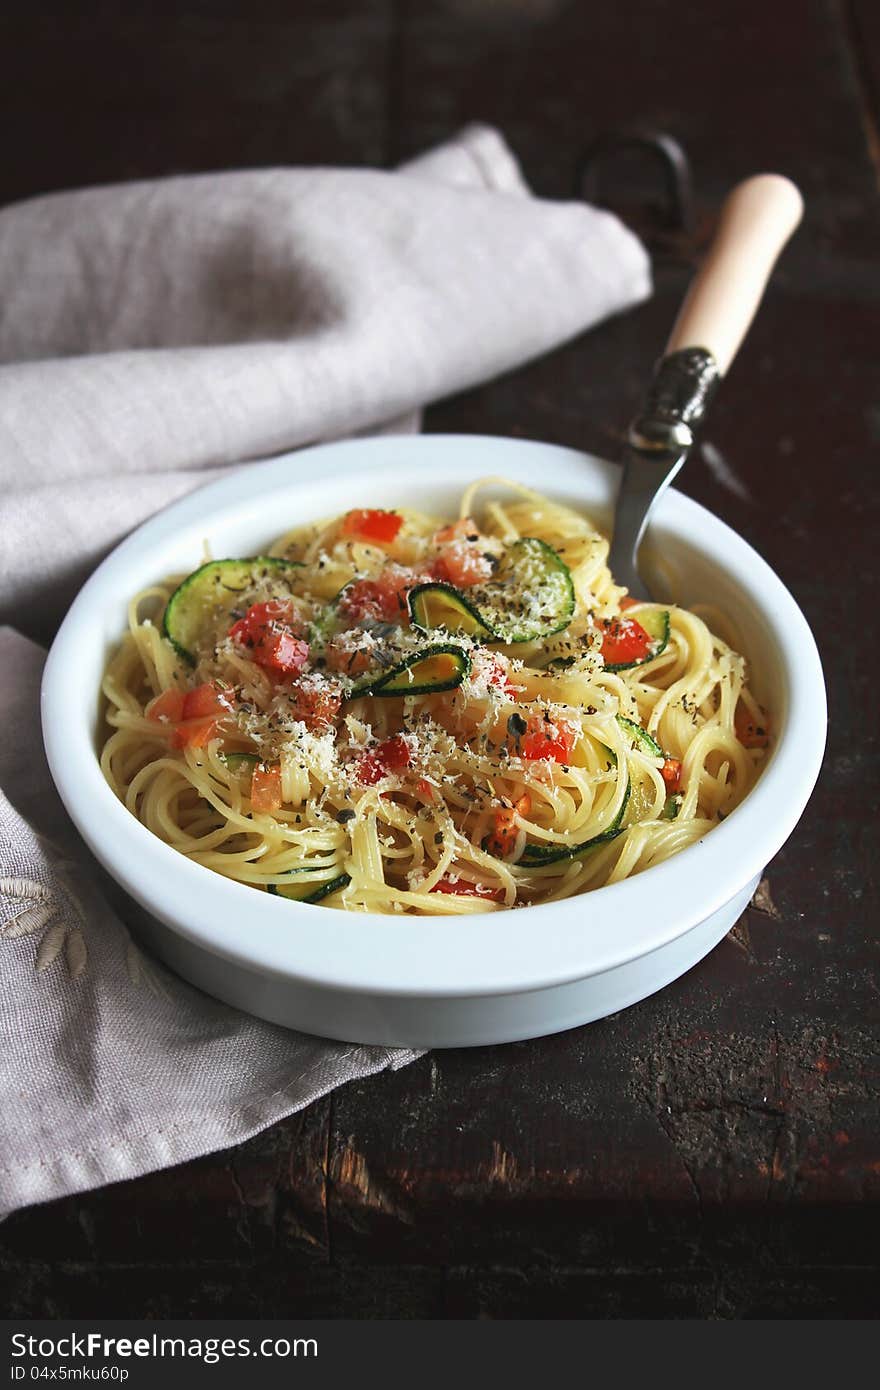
[1, 0, 877, 1318]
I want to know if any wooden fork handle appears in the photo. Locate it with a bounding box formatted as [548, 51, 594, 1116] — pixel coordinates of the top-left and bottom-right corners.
[665, 174, 804, 376]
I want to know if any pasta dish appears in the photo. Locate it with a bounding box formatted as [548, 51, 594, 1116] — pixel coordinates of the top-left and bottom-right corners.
[100, 479, 770, 914]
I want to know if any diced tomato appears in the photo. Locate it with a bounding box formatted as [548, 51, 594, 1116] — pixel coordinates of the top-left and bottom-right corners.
[431, 876, 504, 902]
[229, 600, 309, 677]
[170, 684, 234, 748]
[287, 679, 343, 732]
[228, 599, 295, 644]
[251, 763, 283, 813]
[181, 683, 232, 720]
[431, 518, 495, 587]
[415, 777, 437, 802]
[600, 616, 653, 666]
[378, 735, 412, 770]
[735, 704, 771, 749]
[324, 634, 374, 677]
[171, 717, 220, 750]
[433, 540, 494, 588]
[520, 713, 576, 763]
[432, 517, 478, 545]
[660, 758, 683, 793]
[355, 753, 384, 786]
[152, 684, 233, 749]
[253, 629, 310, 676]
[619, 596, 639, 611]
[355, 734, 412, 786]
[339, 566, 430, 625]
[486, 793, 532, 858]
[341, 509, 403, 546]
[337, 579, 391, 624]
[147, 688, 186, 723]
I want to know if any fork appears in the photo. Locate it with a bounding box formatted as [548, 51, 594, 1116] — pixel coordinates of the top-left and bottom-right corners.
[607, 174, 804, 600]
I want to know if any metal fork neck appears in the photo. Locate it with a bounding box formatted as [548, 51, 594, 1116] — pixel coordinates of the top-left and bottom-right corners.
[628, 347, 720, 454]
[608, 348, 721, 598]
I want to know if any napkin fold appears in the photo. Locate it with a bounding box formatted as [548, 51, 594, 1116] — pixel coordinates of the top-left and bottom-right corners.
[0, 124, 650, 1217]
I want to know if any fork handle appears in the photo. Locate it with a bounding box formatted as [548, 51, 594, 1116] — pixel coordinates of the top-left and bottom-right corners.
[665, 174, 803, 375]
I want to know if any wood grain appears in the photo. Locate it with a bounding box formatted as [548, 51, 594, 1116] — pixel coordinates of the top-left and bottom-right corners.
[0, 0, 877, 1319]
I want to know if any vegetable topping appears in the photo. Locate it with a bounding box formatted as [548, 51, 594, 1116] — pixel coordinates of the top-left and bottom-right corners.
[520, 713, 576, 763]
[660, 758, 683, 793]
[341, 509, 403, 546]
[355, 734, 413, 786]
[229, 600, 310, 677]
[486, 793, 531, 858]
[251, 763, 283, 813]
[601, 606, 670, 671]
[735, 704, 771, 748]
[600, 616, 653, 666]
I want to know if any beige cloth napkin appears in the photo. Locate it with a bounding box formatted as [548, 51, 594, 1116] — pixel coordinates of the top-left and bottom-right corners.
[0, 125, 650, 1217]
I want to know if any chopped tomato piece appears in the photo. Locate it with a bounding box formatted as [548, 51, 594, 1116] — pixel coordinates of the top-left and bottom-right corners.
[355, 734, 412, 786]
[229, 599, 295, 644]
[169, 684, 234, 748]
[486, 793, 532, 858]
[288, 679, 343, 732]
[251, 763, 283, 813]
[181, 683, 232, 720]
[415, 777, 437, 802]
[171, 717, 220, 750]
[229, 601, 309, 677]
[660, 758, 683, 793]
[600, 616, 653, 666]
[432, 540, 494, 588]
[619, 596, 639, 611]
[377, 735, 412, 770]
[337, 578, 391, 624]
[153, 684, 233, 749]
[324, 634, 375, 677]
[341, 509, 403, 546]
[253, 629, 310, 676]
[520, 713, 576, 762]
[431, 876, 504, 902]
[431, 518, 495, 586]
[339, 566, 430, 625]
[735, 704, 771, 749]
[146, 688, 186, 723]
[432, 517, 479, 544]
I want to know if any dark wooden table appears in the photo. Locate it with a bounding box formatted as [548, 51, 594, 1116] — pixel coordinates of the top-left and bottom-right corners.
[2, 0, 877, 1318]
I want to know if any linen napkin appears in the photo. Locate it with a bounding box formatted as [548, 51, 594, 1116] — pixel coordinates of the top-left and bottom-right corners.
[0, 124, 650, 1217]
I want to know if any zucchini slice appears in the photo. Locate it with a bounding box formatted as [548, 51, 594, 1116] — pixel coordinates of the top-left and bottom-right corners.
[219, 751, 260, 776]
[603, 606, 670, 672]
[483, 538, 576, 642]
[163, 557, 303, 665]
[349, 643, 470, 698]
[268, 872, 351, 904]
[600, 716, 663, 768]
[408, 582, 493, 641]
[519, 781, 631, 867]
[409, 537, 575, 644]
[615, 715, 663, 759]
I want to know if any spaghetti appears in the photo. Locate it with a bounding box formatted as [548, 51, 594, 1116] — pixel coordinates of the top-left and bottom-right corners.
[100, 479, 770, 914]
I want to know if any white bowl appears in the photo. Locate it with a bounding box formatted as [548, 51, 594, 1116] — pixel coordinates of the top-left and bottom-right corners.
[41, 436, 826, 1046]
